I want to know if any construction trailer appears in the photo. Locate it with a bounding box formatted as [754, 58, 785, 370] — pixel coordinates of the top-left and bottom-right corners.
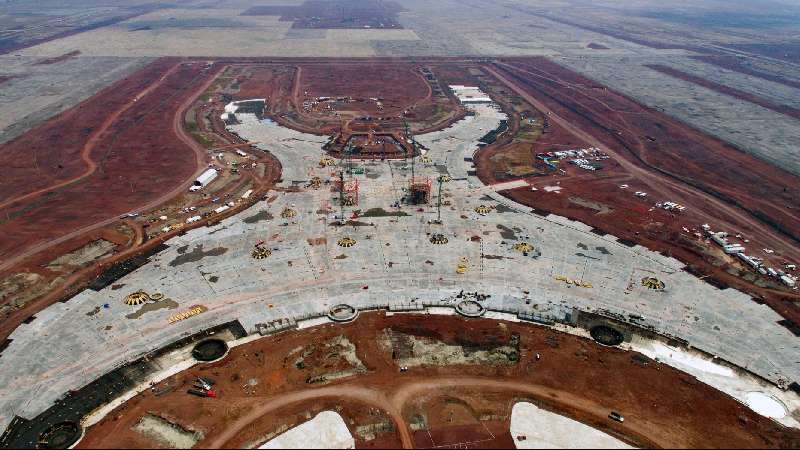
[190, 168, 218, 192]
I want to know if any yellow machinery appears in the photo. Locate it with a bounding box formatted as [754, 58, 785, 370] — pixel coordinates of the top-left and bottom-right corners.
[475, 205, 492, 216]
[252, 247, 272, 259]
[554, 276, 592, 288]
[456, 256, 469, 274]
[513, 242, 535, 253]
[337, 237, 357, 247]
[430, 233, 449, 245]
[124, 291, 150, 306]
[641, 277, 665, 290]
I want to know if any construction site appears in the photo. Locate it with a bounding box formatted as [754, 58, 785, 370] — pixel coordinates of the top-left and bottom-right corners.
[1, 57, 800, 449]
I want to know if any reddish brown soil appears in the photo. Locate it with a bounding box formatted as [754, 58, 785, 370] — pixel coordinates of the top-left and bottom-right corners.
[647, 64, 800, 120]
[0, 59, 460, 341]
[0, 59, 178, 202]
[298, 63, 429, 116]
[228, 64, 294, 100]
[0, 72, 284, 342]
[692, 55, 800, 90]
[473, 58, 800, 322]
[490, 58, 800, 255]
[33, 50, 81, 65]
[79, 312, 800, 449]
[242, 0, 404, 29]
[0, 60, 214, 265]
[228, 62, 463, 144]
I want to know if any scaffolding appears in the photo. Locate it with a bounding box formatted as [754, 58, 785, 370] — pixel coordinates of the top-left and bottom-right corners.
[335, 171, 360, 211]
[407, 178, 431, 205]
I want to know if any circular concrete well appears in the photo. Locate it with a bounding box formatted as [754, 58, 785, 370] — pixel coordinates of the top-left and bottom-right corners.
[328, 304, 359, 322]
[192, 339, 229, 362]
[455, 299, 486, 317]
[37, 421, 82, 449]
[590, 325, 624, 346]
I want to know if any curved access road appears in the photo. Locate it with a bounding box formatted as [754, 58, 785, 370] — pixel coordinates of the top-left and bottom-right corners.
[0, 63, 180, 211]
[0, 63, 223, 274]
[484, 63, 800, 262]
[207, 376, 649, 449]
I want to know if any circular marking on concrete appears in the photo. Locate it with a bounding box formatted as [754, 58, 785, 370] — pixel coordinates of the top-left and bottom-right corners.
[590, 325, 624, 346]
[327, 304, 359, 322]
[744, 392, 787, 418]
[192, 339, 229, 362]
[455, 299, 486, 317]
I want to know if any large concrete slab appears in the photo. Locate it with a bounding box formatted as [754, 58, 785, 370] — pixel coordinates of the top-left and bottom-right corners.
[0, 95, 798, 433]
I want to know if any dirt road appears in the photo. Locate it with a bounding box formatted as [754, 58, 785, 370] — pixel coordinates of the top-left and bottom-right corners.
[484, 63, 800, 261]
[209, 376, 659, 449]
[0, 64, 180, 211]
[0, 64, 223, 274]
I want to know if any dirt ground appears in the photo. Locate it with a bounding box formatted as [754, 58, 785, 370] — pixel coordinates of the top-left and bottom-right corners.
[0, 59, 460, 342]
[0, 59, 209, 263]
[223, 61, 464, 152]
[472, 58, 800, 324]
[79, 312, 800, 449]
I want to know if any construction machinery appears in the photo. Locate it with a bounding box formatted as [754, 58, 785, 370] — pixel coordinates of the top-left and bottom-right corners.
[555, 275, 593, 288]
[641, 277, 665, 290]
[430, 233, 448, 245]
[337, 237, 357, 247]
[188, 377, 217, 398]
[319, 156, 336, 167]
[456, 256, 469, 274]
[124, 291, 150, 306]
[475, 205, 492, 216]
[513, 242, 534, 253]
[252, 242, 272, 259]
